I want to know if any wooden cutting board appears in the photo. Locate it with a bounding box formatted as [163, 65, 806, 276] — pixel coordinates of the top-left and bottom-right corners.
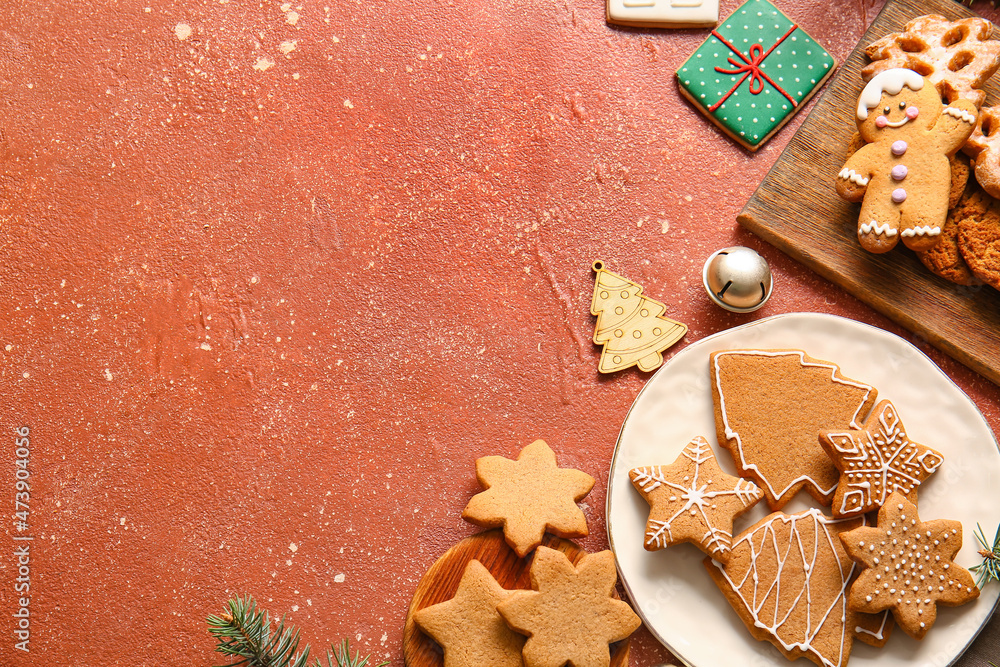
[738, 0, 1000, 385]
[402, 529, 631, 667]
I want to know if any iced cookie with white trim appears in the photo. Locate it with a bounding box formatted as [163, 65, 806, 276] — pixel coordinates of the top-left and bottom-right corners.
[629, 436, 763, 561]
[675, 0, 836, 151]
[606, 0, 718, 29]
[836, 68, 978, 253]
[705, 509, 881, 667]
[840, 492, 980, 640]
[711, 349, 878, 510]
[820, 399, 943, 518]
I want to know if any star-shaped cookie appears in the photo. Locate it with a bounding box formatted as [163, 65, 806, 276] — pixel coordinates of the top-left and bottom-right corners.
[462, 439, 595, 557]
[629, 436, 763, 562]
[840, 492, 979, 640]
[497, 547, 641, 667]
[821, 400, 944, 518]
[413, 559, 525, 667]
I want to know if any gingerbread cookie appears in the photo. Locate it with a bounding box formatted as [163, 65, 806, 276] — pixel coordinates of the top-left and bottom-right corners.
[862, 15, 1000, 108]
[462, 439, 595, 557]
[836, 68, 978, 253]
[705, 509, 881, 667]
[413, 559, 525, 667]
[840, 492, 980, 640]
[629, 436, 763, 561]
[821, 400, 944, 519]
[711, 349, 878, 509]
[676, 0, 836, 151]
[606, 0, 718, 29]
[916, 179, 981, 286]
[497, 547, 641, 667]
[966, 106, 1000, 199]
[957, 186, 1000, 290]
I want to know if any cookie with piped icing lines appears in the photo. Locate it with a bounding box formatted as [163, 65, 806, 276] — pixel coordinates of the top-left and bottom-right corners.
[836, 68, 978, 253]
[710, 349, 878, 510]
[820, 399, 944, 519]
[705, 508, 887, 667]
[840, 492, 980, 640]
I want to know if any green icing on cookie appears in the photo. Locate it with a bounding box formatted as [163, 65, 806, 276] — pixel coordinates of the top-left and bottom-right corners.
[676, 0, 835, 149]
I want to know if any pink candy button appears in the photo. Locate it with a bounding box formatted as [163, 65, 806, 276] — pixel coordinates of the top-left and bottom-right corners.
[892, 140, 907, 156]
[892, 188, 907, 203]
[891, 165, 907, 181]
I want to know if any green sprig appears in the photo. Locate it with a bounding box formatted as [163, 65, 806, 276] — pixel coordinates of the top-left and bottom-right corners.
[207, 594, 387, 667]
[969, 523, 1000, 589]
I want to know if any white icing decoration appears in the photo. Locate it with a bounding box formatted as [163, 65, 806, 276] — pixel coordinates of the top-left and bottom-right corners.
[631, 437, 760, 555]
[857, 68, 924, 120]
[838, 168, 870, 186]
[710, 509, 865, 667]
[943, 106, 976, 124]
[713, 351, 876, 502]
[860, 221, 898, 238]
[901, 226, 942, 238]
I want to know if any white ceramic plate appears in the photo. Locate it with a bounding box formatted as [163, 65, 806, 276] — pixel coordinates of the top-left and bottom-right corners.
[607, 313, 1000, 667]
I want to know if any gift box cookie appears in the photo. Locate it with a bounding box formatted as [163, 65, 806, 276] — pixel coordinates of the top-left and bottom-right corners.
[677, 0, 836, 151]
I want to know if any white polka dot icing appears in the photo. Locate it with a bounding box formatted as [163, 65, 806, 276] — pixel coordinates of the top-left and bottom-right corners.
[839, 492, 980, 640]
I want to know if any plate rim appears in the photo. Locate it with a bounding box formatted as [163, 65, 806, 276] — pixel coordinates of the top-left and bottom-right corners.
[605, 311, 1000, 667]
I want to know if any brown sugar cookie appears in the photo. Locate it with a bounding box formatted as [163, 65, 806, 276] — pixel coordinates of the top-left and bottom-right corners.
[820, 400, 944, 519]
[413, 559, 525, 667]
[629, 436, 763, 562]
[966, 106, 1000, 198]
[705, 509, 882, 667]
[916, 182, 982, 285]
[711, 350, 878, 510]
[862, 15, 1000, 108]
[462, 439, 595, 557]
[957, 187, 1000, 289]
[840, 492, 980, 640]
[497, 547, 641, 667]
[836, 69, 978, 253]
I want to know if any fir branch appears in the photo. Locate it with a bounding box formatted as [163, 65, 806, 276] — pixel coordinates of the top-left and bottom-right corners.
[969, 523, 1000, 589]
[208, 595, 387, 667]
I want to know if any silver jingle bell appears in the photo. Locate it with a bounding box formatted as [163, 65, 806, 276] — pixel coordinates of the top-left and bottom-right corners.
[702, 246, 773, 313]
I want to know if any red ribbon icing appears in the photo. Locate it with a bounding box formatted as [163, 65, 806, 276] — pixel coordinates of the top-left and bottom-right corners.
[707, 25, 799, 113]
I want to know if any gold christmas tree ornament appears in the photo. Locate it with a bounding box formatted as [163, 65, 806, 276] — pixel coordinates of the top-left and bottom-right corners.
[590, 260, 687, 374]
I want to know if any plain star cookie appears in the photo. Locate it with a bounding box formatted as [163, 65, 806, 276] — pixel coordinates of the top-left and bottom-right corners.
[413, 559, 525, 667]
[711, 349, 878, 509]
[629, 436, 763, 561]
[461, 439, 595, 557]
[497, 547, 641, 667]
[705, 509, 886, 667]
[840, 492, 980, 640]
[821, 399, 944, 518]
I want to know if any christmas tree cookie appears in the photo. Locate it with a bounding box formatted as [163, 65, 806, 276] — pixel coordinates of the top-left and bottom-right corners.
[590, 260, 686, 373]
[676, 0, 836, 151]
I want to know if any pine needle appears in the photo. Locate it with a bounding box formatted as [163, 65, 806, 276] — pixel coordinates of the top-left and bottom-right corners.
[207, 595, 387, 667]
[969, 523, 1000, 589]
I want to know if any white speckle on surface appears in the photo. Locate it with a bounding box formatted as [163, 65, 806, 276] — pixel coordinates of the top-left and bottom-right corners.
[119, 517, 126, 525]
[286, 559, 293, 566]
[104, 369, 114, 381]
[289, 542, 298, 552]
[254, 57, 275, 72]
[279, 39, 297, 54]
[200, 342, 212, 351]
[343, 99, 354, 109]
[175, 23, 191, 40]
[286, 10, 299, 25]
[291, 605, 299, 612]
[660, 219, 670, 234]
[334, 573, 346, 583]
[22, 371, 29, 379]
[4, 345, 11, 352]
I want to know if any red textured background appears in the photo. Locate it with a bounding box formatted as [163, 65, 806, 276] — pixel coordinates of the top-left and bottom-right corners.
[0, 0, 997, 664]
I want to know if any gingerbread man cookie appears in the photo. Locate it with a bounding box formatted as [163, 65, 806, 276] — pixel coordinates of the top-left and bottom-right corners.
[836, 68, 978, 253]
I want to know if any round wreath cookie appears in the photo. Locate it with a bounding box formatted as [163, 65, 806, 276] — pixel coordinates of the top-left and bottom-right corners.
[836, 68, 978, 253]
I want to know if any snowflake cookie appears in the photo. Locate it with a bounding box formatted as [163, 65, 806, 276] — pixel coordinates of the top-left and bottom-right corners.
[413, 560, 525, 667]
[676, 0, 836, 151]
[497, 547, 641, 667]
[821, 399, 944, 519]
[629, 436, 763, 562]
[840, 492, 980, 640]
[461, 439, 595, 557]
